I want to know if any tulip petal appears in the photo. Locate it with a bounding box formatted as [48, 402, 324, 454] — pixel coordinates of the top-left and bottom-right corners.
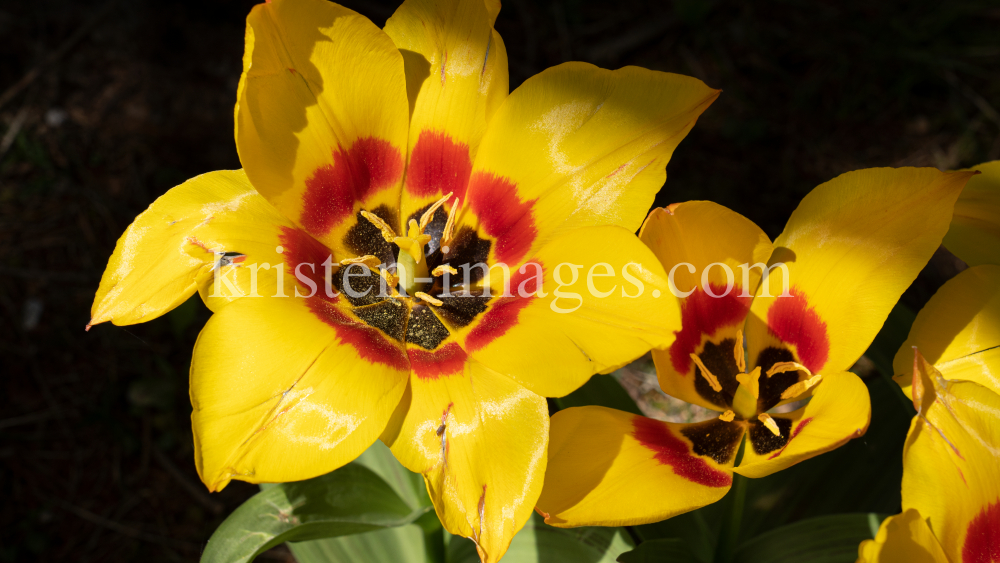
[944, 160, 1000, 267]
[236, 0, 409, 252]
[858, 509, 950, 563]
[639, 202, 773, 411]
[383, 359, 548, 563]
[385, 0, 509, 224]
[900, 358, 1000, 563]
[893, 265, 1000, 396]
[462, 225, 677, 398]
[734, 371, 870, 478]
[190, 294, 409, 492]
[459, 62, 719, 267]
[745, 168, 975, 380]
[537, 406, 742, 527]
[90, 170, 291, 327]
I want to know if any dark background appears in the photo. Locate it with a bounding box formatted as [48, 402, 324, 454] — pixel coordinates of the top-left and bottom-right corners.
[1, 0, 997, 561]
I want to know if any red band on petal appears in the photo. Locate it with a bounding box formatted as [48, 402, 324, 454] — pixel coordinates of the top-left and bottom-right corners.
[766, 287, 830, 373]
[669, 285, 752, 374]
[767, 416, 813, 460]
[301, 137, 403, 236]
[279, 226, 335, 301]
[467, 171, 537, 266]
[308, 297, 409, 371]
[632, 417, 732, 488]
[409, 342, 467, 381]
[464, 261, 543, 352]
[405, 130, 473, 201]
[964, 500, 1000, 563]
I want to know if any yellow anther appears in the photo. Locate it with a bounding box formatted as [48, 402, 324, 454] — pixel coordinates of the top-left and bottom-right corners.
[719, 410, 736, 422]
[736, 366, 762, 400]
[689, 353, 722, 392]
[432, 264, 458, 277]
[378, 268, 399, 291]
[415, 291, 443, 306]
[441, 197, 460, 250]
[360, 210, 397, 243]
[779, 374, 824, 400]
[767, 361, 813, 378]
[420, 192, 454, 230]
[734, 330, 745, 373]
[340, 255, 381, 269]
[758, 413, 781, 436]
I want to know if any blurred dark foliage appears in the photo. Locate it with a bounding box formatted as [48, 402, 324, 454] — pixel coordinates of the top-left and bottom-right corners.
[0, 0, 996, 561]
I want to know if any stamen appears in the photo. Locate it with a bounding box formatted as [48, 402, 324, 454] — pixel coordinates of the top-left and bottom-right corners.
[340, 255, 381, 269]
[361, 210, 397, 243]
[779, 374, 824, 400]
[767, 361, 813, 378]
[419, 192, 454, 230]
[736, 366, 762, 400]
[415, 291, 443, 306]
[719, 410, 736, 422]
[432, 264, 458, 277]
[758, 413, 781, 436]
[734, 330, 745, 373]
[378, 268, 399, 291]
[689, 353, 722, 392]
[441, 197, 460, 250]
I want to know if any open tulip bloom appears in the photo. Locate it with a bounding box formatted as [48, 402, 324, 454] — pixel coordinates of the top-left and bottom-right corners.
[87, 0, 720, 558]
[536, 167, 976, 527]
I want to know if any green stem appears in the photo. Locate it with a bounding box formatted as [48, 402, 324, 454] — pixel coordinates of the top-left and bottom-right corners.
[720, 474, 747, 563]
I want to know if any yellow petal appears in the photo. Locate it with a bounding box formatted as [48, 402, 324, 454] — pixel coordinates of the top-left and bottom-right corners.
[460, 63, 719, 267]
[900, 361, 1000, 563]
[537, 406, 742, 527]
[640, 202, 773, 411]
[385, 0, 508, 225]
[893, 264, 1000, 397]
[735, 371, 870, 478]
[745, 168, 975, 383]
[464, 225, 677, 398]
[383, 359, 548, 563]
[90, 170, 291, 327]
[190, 294, 409, 492]
[944, 160, 1000, 267]
[236, 0, 409, 253]
[857, 509, 950, 563]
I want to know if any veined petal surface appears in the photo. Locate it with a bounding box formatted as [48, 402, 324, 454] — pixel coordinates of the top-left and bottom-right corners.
[236, 0, 410, 252]
[383, 359, 548, 563]
[91, 169, 290, 326]
[745, 168, 974, 378]
[190, 294, 409, 492]
[537, 406, 742, 527]
[893, 265, 1000, 396]
[944, 160, 1000, 267]
[735, 371, 870, 478]
[640, 202, 773, 411]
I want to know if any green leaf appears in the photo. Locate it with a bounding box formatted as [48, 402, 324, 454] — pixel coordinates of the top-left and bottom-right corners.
[557, 374, 643, 416]
[201, 464, 428, 563]
[733, 513, 882, 563]
[616, 538, 699, 562]
[446, 513, 634, 563]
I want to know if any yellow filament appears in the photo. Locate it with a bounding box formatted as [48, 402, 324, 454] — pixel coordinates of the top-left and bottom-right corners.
[735, 366, 762, 400]
[360, 210, 397, 242]
[719, 410, 736, 422]
[340, 255, 381, 269]
[767, 361, 813, 378]
[734, 330, 745, 373]
[419, 192, 453, 230]
[779, 374, 824, 400]
[432, 264, 458, 277]
[415, 291, 443, 306]
[441, 197, 460, 249]
[378, 268, 399, 292]
[689, 353, 722, 392]
[758, 413, 780, 436]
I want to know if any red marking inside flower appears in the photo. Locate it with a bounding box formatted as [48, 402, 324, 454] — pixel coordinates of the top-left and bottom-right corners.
[963, 499, 1000, 563]
[669, 285, 753, 374]
[301, 137, 403, 236]
[279, 227, 333, 300]
[768, 417, 813, 460]
[766, 287, 830, 373]
[632, 417, 731, 488]
[464, 261, 543, 352]
[405, 130, 473, 201]
[466, 171, 537, 266]
[409, 342, 467, 381]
